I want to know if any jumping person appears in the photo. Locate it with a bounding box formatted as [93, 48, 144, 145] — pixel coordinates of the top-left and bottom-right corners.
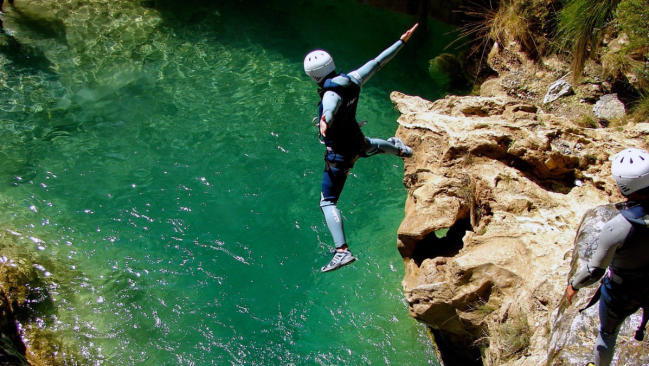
[303, 23, 418, 272]
[565, 147, 649, 366]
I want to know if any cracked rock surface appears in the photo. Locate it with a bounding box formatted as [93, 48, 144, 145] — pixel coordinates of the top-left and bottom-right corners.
[391, 91, 649, 365]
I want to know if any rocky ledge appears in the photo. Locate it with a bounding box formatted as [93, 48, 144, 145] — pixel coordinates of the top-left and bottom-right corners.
[391, 88, 649, 365]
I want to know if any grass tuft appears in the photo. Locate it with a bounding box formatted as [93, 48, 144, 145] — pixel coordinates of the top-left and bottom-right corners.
[555, 0, 620, 82]
[479, 312, 532, 365]
[629, 93, 649, 122]
[575, 113, 599, 128]
[454, 0, 541, 55]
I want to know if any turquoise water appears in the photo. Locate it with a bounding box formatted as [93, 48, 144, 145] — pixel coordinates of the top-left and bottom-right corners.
[0, 0, 456, 364]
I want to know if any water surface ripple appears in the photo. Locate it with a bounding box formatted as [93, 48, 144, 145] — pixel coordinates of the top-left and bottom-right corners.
[0, 0, 457, 364]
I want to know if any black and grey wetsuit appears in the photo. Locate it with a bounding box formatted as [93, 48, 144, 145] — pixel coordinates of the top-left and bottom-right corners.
[318, 74, 364, 155]
[317, 39, 407, 248]
[570, 201, 649, 366]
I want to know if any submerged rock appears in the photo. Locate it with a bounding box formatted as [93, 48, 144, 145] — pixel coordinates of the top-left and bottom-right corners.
[391, 90, 648, 365]
[0, 290, 27, 364]
[0, 229, 85, 365]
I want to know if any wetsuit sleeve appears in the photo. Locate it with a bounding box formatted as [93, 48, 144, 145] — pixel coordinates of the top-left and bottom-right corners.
[321, 90, 342, 126]
[570, 214, 631, 289]
[347, 39, 405, 86]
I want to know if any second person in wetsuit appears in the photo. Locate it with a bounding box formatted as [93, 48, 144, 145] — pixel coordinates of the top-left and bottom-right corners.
[303, 23, 418, 272]
[565, 147, 649, 366]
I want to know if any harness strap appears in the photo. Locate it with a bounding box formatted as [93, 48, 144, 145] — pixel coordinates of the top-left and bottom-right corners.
[579, 284, 602, 313]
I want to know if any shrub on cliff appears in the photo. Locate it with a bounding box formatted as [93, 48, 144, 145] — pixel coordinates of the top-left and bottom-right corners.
[479, 310, 532, 366]
[428, 53, 472, 93]
[616, 0, 649, 61]
[457, 0, 554, 58]
[615, 0, 649, 120]
[555, 0, 620, 81]
[546, 0, 648, 120]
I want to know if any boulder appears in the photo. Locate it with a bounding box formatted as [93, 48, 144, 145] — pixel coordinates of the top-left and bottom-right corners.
[593, 94, 626, 121]
[543, 78, 573, 104]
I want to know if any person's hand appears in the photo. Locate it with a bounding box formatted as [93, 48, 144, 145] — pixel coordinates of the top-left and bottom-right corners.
[319, 115, 328, 137]
[565, 284, 578, 305]
[400, 23, 419, 42]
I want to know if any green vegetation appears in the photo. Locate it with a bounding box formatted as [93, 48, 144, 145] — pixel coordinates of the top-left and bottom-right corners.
[428, 53, 471, 92]
[616, 0, 649, 120]
[554, 0, 648, 120]
[555, 0, 620, 81]
[456, 0, 548, 56]
[617, 0, 649, 68]
[434, 228, 450, 239]
[489, 0, 553, 56]
[455, 0, 649, 121]
[473, 302, 498, 317]
[601, 48, 635, 81]
[480, 312, 532, 365]
[576, 113, 599, 128]
[630, 93, 649, 121]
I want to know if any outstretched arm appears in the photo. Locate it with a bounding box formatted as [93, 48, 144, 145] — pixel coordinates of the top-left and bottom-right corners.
[348, 23, 418, 86]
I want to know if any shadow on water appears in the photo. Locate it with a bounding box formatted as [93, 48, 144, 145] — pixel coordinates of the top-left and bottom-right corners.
[0, 3, 67, 185]
[0, 2, 67, 71]
[0, 33, 53, 72]
[0, 291, 29, 366]
[0, 247, 56, 363]
[6, 2, 66, 42]
[0, 228, 88, 364]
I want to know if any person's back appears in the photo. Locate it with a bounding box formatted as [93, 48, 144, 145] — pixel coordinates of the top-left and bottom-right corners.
[583, 203, 649, 281]
[609, 206, 649, 277]
[317, 74, 364, 155]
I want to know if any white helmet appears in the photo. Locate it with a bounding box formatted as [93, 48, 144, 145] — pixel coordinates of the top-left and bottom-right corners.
[304, 50, 335, 83]
[611, 147, 649, 195]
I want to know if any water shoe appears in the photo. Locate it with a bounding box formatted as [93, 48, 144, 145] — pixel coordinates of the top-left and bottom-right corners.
[321, 250, 356, 272]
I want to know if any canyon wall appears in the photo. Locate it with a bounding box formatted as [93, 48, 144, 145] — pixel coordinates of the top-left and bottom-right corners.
[392, 43, 649, 365]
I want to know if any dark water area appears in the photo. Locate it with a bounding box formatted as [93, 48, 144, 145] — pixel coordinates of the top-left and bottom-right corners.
[0, 0, 457, 364]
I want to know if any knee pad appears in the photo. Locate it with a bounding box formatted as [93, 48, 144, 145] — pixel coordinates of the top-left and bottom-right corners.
[320, 194, 336, 208]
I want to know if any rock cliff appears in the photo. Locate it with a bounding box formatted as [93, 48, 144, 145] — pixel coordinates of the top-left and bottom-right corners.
[391, 44, 649, 365]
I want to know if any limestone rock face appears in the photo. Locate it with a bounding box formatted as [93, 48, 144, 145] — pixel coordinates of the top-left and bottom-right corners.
[391, 91, 648, 365]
